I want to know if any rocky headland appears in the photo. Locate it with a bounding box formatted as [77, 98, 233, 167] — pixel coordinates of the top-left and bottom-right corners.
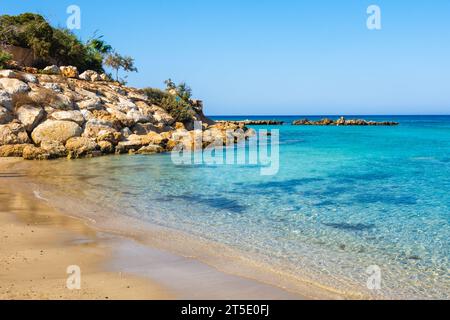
[292, 117, 399, 126]
[0, 66, 252, 160]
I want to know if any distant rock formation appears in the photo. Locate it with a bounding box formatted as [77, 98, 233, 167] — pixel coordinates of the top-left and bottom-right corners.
[217, 120, 284, 126]
[293, 117, 399, 126]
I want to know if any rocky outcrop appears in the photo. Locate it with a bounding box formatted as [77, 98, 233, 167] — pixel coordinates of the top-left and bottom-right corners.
[0, 67, 252, 160]
[217, 120, 284, 126]
[293, 117, 399, 126]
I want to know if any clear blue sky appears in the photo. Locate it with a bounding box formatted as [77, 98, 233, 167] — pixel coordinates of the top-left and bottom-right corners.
[2, 0, 450, 115]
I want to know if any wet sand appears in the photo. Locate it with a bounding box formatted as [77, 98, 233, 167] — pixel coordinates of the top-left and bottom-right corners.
[0, 158, 304, 300]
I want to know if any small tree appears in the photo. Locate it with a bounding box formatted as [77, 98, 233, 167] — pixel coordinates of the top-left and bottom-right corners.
[104, 52, 137, 82]
[0, 49, 12, 69]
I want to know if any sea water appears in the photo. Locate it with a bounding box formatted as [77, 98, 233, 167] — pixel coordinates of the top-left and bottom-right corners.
[22, 115, 450, 299]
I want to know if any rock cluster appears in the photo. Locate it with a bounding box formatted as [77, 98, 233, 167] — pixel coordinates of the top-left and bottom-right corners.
[0, 67, 250, 160]
[217, 120, 284, 126]
[293, 117, 399, 126]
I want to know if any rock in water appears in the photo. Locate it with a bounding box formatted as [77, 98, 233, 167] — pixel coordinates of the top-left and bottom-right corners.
[31, 120, 83, 145]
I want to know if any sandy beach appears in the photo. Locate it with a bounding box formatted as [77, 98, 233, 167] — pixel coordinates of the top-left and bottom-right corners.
[0, 158, 306, 300]
[0, 159, 173, 299]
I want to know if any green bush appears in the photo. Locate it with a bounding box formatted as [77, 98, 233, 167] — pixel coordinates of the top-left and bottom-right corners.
[142, 87, 170, 106]
[160, 95, 196, 123]
[0, 49, 12, 69]
[0, 13, 103, 72]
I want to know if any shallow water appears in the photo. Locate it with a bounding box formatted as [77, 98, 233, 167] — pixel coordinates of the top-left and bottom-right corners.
[18, 116, 450, 299]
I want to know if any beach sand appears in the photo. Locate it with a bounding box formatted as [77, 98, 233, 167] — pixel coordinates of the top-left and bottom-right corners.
[0, 159, 173, 299]
[0, 158, 304, 300]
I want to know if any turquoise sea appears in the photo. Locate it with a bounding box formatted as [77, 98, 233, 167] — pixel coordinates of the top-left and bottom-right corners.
[26, 116, 450, 299]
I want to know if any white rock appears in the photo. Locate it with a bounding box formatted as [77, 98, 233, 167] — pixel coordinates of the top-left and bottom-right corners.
[0, 78, 30, 95]
[79, 70, 101, 82]
[80, 109, 94, 121]
[0, 90, 13, 111]
[0, 70, 16, 78]
[121, 127, 132, 139]
[126, 109, 149, 124]
[31, 120, 82, 145]
[16, 105, 45, 132]
[77, 98, 103, 110]
[51, 110, 85, 125]
[42, 83, 62, 93]
[0, 106, 13, 125]
[43, 65, 60, 75]
[21, 73, 38, 83]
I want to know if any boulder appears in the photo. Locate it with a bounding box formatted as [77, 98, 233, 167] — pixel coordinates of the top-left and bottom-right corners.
[0, 90, 13, 111]
[0, 70, 16, 78]
[42, 83, 63, 93]
[60, 66, 79, 78]
[43, 65, 60, 75]
[151, 106, 175, 125]
[336, 116, 346, 126]
[20, 73, 38, 84]
[0, 78, 30, 95]
[40, 141, 67, 158]
[51, 110, 85, 125]
[22, 145, 50, 160]
[100, 73, 110, 81]
[126, 109, 150, 124]
[83, 119, 117, 139]
[0, 106, 13, 124]
[0, 144, 33, 157]
[79, 70, 101, 82]
[31, 120, 82, 145]
[120, 127, 132, 139]
[98, 140, 114, 153]
[16, 105, 45, 132]
[137, 144, 163, 154]
[0, 122, 31, 145]
[65, 137, 99, 158]
[132, 123, 159, 135]
[77, 97, 103, 110]
[115, 134, 152, 154]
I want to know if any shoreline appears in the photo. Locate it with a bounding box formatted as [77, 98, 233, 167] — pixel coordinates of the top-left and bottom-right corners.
[0, 159, 172, 299]
[0, 158, 310, 300]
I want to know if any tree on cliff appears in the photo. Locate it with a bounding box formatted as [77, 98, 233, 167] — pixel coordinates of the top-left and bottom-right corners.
[104, 52, 137, 83]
